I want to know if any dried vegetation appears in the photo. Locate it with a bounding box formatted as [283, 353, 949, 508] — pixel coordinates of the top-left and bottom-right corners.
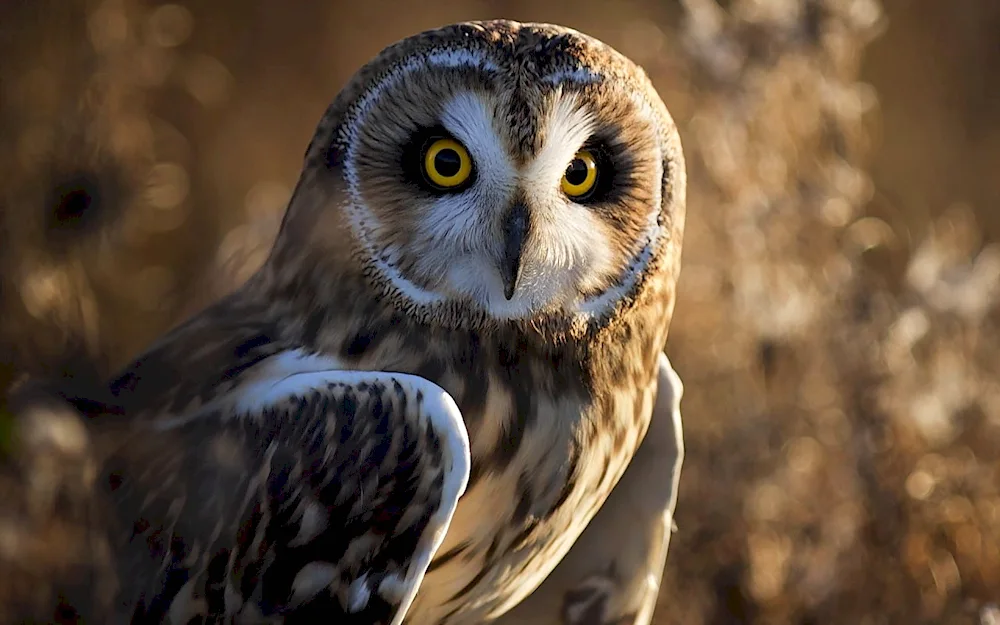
[1, 0, 998, 622]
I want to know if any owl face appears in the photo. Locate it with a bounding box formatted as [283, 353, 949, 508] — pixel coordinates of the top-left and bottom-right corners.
[288, 21, 683, 324]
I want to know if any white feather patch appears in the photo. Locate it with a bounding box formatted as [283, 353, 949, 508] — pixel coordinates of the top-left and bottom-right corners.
[541, 67, 603, 85]
[523, 93, 597, 188]
[439, 91, 514, 194]
[347, 572, 373, 613]
[416, 92, 515, 274]
[290, 562, 338, 608]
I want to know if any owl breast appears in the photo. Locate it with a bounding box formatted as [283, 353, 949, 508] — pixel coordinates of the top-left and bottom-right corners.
[343, 328, 662, 625]
[310, 275, 668, 624]
[408, 375, 657, 625]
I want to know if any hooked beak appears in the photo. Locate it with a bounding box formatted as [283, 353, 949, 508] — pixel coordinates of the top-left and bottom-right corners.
[499, 202, 530, 301]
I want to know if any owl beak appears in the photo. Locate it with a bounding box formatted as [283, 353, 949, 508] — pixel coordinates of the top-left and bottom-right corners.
[500, 202, 530, 300]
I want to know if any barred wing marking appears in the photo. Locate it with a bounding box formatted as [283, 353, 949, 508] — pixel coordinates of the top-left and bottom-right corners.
[109, 350, 471, 624]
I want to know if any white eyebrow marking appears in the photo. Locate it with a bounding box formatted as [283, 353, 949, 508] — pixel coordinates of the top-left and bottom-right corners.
[426, 49, 500, 71]
[522, 92, 597, 190]
[541, 67, 603, 85]
[439, 92, 515, 195]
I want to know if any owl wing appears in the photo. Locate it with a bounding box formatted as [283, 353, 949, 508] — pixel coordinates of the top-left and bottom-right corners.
[1, 364, 471, 625]
[493, 352, 684, 625]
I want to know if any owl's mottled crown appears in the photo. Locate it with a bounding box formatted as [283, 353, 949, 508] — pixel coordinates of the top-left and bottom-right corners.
[304, 20, 672, 168]
[268, 20, 686, 331]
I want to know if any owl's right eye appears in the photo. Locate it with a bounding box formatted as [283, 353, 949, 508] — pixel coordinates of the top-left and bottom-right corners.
[422, 138, 473, 190]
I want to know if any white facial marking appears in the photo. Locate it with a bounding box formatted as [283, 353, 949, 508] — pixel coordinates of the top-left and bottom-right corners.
[573, 91, 668, 317]
[340, 50, 499, 308]
[337, 45, 668, 322]
[419, 91, 619, 321]
[414, 92, 515, 285]
[491, 92, 612, 318]
[541, 66, 602, 85]
[439, 92, 515, 196]
[524, 94, 596, 187]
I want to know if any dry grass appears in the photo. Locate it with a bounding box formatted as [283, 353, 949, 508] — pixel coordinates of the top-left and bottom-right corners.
[1, 0, 998, 623]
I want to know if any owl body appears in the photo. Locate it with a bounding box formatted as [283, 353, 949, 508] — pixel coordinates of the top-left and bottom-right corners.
[277, 260, 674, 624]
[112, 241, 674, 622]
[13, 20, 686, 624]
[254, 21, 684, 620]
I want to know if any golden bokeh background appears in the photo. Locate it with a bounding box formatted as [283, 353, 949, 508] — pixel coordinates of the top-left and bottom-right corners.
[2, 0, 999, 623]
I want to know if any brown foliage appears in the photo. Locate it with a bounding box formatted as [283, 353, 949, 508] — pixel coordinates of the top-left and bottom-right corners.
[1, 0, 998, 623]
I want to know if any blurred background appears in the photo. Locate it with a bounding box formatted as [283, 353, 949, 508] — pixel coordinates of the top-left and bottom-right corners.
[1, 0, 998, 623]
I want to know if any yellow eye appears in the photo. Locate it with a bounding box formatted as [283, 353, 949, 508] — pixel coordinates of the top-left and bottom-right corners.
[561, 150, 598, 198]
[423, 138, 473, 189]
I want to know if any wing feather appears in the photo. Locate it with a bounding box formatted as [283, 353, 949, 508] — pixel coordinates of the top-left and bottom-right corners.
[103, 350, 470, 624]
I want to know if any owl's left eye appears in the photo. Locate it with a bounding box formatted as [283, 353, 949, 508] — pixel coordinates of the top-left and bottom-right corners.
[422, 138, 473, 190]
[561, 150, 598, 199]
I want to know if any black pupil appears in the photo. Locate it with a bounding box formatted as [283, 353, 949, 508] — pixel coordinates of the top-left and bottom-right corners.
[434, 149, 462, 178]
[565, 159, 589, 186]
[57, 189, 93, 221]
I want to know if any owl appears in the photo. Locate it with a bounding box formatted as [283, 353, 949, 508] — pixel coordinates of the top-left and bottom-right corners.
[0, 19, 686, 625]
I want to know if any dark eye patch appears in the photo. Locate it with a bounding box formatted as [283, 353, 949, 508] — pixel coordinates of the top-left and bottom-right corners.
[572, 132, 633, 206]
[400, 125, 477, 194]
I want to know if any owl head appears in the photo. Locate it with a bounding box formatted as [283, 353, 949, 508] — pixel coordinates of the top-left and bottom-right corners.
[269, 20, 685, 328]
